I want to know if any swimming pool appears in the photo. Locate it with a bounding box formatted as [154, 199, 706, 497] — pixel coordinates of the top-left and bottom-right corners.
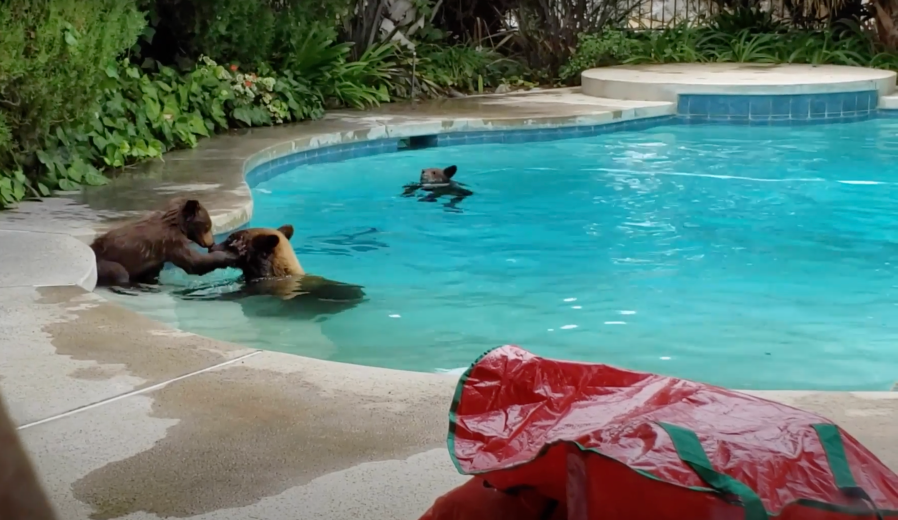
[109, 118, 898, 391]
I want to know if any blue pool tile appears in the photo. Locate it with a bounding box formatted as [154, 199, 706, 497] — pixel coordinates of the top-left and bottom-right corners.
[810, 98, 827, 117]
[726, 97, 747, 117]
[687, 96, 710, 115]
[771, 96, 791, 116]
[825, 96, 843, 117]
[307, 152, 325, 165]
[858, 91, 872, 111]
[707, 97, 730, 116]
[790, 95, 810, 119]
[749, 96, 771, 117]
[842, 93, 858, 114]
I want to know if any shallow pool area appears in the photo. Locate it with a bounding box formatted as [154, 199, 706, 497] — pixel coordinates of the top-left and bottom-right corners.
[106, 118, 898, 391]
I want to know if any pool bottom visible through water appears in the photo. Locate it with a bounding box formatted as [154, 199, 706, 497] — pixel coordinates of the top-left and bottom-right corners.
[108, 119, 898, 392]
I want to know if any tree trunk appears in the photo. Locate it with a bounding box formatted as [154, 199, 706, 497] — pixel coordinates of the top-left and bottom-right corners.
[872, 0, 898, 49]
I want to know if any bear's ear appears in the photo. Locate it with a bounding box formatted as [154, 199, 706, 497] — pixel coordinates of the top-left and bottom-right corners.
[277, 225, 294, 240]
[252, 234, 280, 252]
[181, 199, 202, 220]
[443, 165, 458, 179]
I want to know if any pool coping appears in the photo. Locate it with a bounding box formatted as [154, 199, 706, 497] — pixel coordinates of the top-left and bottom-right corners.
[4, 85, 898, 520]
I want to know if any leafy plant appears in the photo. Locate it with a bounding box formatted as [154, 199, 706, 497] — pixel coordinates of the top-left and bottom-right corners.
[2, 56, 328, 208]
[705, 29, 780, 62]
[573, 9, 898, 72]
[624, 24, 709, 64]
[0, 0, 145, 206]
[408, 43, 526, 94]
[561, 30, 644, 81]
[137, 0, 351, 67]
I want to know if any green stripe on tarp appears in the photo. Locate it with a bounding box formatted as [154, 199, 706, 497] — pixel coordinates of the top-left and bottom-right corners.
[659, 422, 769, 520]
[813, 423, 884, 520]
[814, 424, 858, 490]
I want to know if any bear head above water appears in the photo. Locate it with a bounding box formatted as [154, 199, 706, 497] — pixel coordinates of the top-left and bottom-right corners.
[419, 165, 458, 186]
[208, 224, 366, 305]
[210, 225, 304, 282]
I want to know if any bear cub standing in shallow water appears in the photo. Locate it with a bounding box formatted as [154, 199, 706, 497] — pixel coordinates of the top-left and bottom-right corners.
[91, 197, 238, 288]
[401, 165, 473, 209]
[208, 224, 366, 305]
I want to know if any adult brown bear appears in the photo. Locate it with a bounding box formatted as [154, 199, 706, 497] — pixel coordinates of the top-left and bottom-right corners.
[91, 197, 238, 288]
[177, 224, 365, 317]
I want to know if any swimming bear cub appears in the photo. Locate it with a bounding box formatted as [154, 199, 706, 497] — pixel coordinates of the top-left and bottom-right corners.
[91, 197, 238, 288]
[203, 225, 366, 308]
[401, 165, 473, 209]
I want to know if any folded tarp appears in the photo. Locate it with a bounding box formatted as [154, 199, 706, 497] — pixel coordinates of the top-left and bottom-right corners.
[430, 345, 898, 520]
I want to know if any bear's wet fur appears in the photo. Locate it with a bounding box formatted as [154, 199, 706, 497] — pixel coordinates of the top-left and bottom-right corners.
[200, 225, 366, 315]
[91, 197, 237, 288]
[401, 165, 473, 210]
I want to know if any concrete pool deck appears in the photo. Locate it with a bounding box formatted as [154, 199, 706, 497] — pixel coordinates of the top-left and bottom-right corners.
[2, 72, 898, 520]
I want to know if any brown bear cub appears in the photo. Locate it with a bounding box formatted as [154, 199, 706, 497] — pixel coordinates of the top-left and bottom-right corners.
[401, 165, 473, 209]
[91, 197, 238, 288]
[208, 224, 366, 304]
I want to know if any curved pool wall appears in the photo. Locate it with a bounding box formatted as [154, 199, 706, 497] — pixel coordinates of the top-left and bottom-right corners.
[243, 93, 888, 196]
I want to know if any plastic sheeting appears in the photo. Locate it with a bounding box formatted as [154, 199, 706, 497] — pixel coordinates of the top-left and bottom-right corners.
[440, 345, 898, 520]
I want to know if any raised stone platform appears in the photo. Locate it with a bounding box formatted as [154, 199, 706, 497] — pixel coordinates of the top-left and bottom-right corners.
[582, 63, 897, 102]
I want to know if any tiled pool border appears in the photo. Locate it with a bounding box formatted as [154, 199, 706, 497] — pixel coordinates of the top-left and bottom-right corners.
[246, 104, 898, 190]
[245, 115, 674, 188]
[678, 91, 880, 122]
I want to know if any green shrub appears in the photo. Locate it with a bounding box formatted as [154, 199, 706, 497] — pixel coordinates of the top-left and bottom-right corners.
[560, 30, 643, 82]
[2, 56, 327, 208]
[417, 44, 528, 93]
[564, 13, 898, 72]
[277, 28, 394, 109]
[138, 0, 351, 67]
[0, 0, 145, 205]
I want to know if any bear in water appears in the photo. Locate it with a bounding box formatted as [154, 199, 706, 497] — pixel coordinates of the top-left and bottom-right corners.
[178, 225, 365, 318]
[91, 197, 238, 289]
[401, 165, 473, 210]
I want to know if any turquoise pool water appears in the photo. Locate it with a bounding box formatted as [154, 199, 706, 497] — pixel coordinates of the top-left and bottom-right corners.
[112, 119, 898, 391]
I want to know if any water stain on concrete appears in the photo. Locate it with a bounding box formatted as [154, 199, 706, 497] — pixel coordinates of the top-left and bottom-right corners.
[71, 365, 449, 519]
[782, 392, 898, 470]
[37, 286, 248, 386]
[68, 366, 121, 381]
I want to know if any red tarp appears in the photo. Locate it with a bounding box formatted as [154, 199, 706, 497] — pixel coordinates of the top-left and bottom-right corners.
[428, 345, 898, 520]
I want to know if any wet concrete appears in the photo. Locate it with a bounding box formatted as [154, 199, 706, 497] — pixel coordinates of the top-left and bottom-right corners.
[38, 287, 251, 389]
[71, 362, 450, 519]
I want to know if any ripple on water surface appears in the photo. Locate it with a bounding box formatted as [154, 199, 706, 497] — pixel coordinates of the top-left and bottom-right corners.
[113, 119, 898, 391]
